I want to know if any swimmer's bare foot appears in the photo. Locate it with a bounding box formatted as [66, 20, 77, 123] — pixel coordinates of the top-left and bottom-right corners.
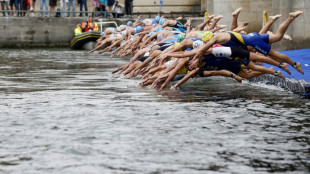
[283, 34, 293, 41]
[207, 15, 215, 19]
[294, 62, 304, 75]
[233, 26, 246, 32]
[234, 74, 245, 83]
[269, 66, 275, 71]
[232, 7, 243, 17]
[216, 24, 227, 29]
[289, 10, 304, 19]
[240, 30, 247, 34]
[214, 15, 223, 21]
[268, 14, 282, 22]
[276, 70, 285, 80]
[237, 22, 249, 27]
[279, 63, 291, 75]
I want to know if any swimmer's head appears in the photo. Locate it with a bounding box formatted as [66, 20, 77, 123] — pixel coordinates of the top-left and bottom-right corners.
[154, 16, 161, 23]
[149, 31, 155, 37]
[202, 31, 214, 42]
[119, 25, 126, 31]
[122, 30, 127, 37]
[192, 40, 204, 49]
[144, 52, 150, 57]
[156, 26, 162, 32]
[152, 21, 157, 26]
[127, 21, 133, 26]
[100, 32, 105, 37]
[173, 42, 180, 49]
[177, 34, 185, 43]
[135, 26, 143, 33]
[116, 33, 122, 40]
[159, 18, 165, 25]
[120, 40, 125, 46]
[157, 33, 163, 41]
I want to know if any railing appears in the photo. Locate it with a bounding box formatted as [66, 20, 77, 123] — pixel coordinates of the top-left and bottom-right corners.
[0, 10, 202, 19]
[0, 10, 123, 18]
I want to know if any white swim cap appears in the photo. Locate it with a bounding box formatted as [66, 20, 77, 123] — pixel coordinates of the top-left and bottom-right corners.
[119, 25, 126, 31]
[193, 40, 204, 49]
[117, 33, 122, 40]
[143, 52, 150, 57]
[122, 30, 127, 37]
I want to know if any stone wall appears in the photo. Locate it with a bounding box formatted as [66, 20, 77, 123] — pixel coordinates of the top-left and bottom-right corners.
[133, 0, 201, 14]
[271, 0, 310, 50]
[0, 17, 130, 47]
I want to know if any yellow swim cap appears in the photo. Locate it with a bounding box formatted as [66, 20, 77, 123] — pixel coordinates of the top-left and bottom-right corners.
[174, 42, 180, 49]
[202, 31, 214, 42]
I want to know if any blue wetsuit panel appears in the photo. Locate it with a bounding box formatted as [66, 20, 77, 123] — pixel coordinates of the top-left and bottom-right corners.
[164, 38, 177, 43]
[185, 38, 202, 42]
[242, 32, 271, 56]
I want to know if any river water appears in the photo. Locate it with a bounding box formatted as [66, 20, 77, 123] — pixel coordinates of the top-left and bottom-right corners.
[0, 48, 309, 174]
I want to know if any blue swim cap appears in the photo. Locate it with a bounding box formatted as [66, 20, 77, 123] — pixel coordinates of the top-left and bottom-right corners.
[156, 26, 162, 32]
[135, 26, 143, 33]
[138, 18, 142, 22]
[100, 32, 104, 37]
[159, 18, 165, 25]
[152, 21, 157, 26]
[127, 21, 133, 26]
[149, 31, 155, 37]
[154, 16, 160, 23]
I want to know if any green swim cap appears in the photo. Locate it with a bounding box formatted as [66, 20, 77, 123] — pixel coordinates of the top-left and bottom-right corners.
[177, 34, 185, 43]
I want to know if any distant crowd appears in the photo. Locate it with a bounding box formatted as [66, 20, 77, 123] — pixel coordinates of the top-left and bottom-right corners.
[0, 0, 133, 17]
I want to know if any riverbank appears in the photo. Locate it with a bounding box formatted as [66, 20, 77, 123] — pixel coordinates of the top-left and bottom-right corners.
[0, 16, 309, 50]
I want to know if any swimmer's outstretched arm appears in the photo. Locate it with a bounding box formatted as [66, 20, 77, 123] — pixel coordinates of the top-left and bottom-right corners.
[192, 37, 218, 64]
[160, 58, 190, 90]
[171, 68, 201, 89]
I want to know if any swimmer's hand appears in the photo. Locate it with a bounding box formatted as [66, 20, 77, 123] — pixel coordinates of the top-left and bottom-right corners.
[188, 58, 199, 70]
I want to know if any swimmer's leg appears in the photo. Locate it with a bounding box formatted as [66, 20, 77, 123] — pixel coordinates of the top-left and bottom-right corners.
[268, 10, 303, 44]
[231, 7, 243, 31]
[268, 49, 304, 74]
[259, 14, 282, 34]
[249, 52, 291, 75]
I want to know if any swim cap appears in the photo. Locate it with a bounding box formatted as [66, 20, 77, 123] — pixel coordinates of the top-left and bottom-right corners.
[152, 21, 157, 26]
[159, 18, 165, 25]
[144, 52, 150, 57]
[156, 26, 162, 32]
[157, 33, 163, 41]
[177, 34, 185, 43]
[119, 25, 126, 31]
[135, 26, 143, 33]
[127, 21, 133, 26]
[202, 31, 214, 42]
[173, 42, 180, 49]
[120, 40, 125, 46]
[122, 30, 127, 37]
[116, 33, 122, 40]
[192, 40, 204, 49]
[154, 16, 161, 23]
[100, 32, 104, 37]
[149, 31, 155, 37]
